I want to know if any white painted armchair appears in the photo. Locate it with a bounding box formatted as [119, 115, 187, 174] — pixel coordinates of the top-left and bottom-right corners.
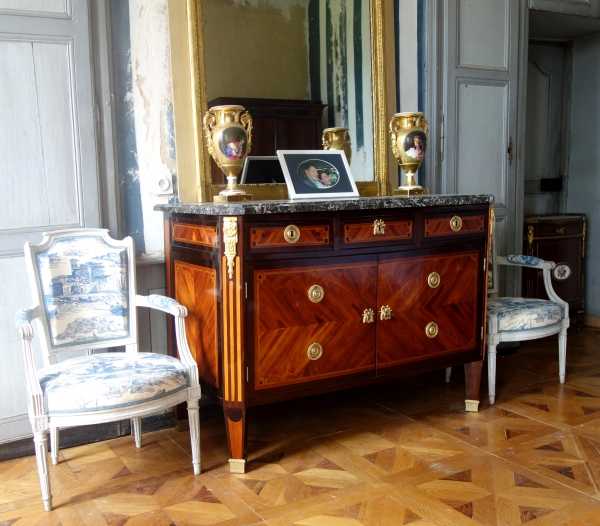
[14, 229, 201, 511]
[444, 254, 570, 405]
[486, 255, 569, 404]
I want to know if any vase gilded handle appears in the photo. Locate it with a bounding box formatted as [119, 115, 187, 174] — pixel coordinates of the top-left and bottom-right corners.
[240, 111, 253, 156]
[203, 111, 217, 159]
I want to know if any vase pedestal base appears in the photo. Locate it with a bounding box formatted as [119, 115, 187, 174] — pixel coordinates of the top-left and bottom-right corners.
[213, 193, 253, 203]
[393, 186, 429, 196]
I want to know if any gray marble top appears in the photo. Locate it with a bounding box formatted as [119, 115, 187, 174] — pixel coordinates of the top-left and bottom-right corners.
[154, 194, 494, 216]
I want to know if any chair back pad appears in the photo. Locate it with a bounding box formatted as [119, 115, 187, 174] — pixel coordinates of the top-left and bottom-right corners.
[25, 230, 137, 356]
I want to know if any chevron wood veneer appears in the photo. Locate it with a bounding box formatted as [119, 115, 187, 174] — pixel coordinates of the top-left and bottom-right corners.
[3, 328, 600, 524]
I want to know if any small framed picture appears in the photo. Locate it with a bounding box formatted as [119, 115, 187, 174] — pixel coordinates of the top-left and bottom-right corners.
[277, 150, 359, 199]
[239, 156, 285, 184]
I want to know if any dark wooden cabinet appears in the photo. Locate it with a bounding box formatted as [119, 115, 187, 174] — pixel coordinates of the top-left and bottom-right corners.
[162, 199, 492, 473]
[522, 214, 586, 330]
[207, 97, 326, 184]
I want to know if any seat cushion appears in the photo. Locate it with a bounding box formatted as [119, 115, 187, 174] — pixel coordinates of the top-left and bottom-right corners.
[37, 353, 190, 415]
[487, 297, 564, 333]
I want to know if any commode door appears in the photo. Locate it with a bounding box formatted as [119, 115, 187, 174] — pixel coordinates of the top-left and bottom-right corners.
[376, 249, 482, 370]
[248, 258, 377, 398]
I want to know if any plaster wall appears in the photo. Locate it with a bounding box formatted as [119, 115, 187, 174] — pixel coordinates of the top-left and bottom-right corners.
[203, 0, 311, 101]
[127, 0, 176, 260]
[567, 33, 600, 318]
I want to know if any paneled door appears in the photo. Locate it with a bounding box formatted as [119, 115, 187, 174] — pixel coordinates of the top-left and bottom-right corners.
[442, 0, 522, 295]
[0, 1, 101, 442]
[524, 42, 571, 216]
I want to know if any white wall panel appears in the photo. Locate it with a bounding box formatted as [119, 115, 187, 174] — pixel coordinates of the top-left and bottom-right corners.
[33, 41, 79, 226]
[458, 0, 508, 69]
[0, 257, 41, 442]
[0, 39, 79, 232]
[456, 82, 507, 202]
[0, 40, 49, 230]
[0, 0, 68, 17]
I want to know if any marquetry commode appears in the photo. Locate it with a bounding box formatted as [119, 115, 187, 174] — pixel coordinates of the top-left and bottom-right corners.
[155, 195, 494, 473]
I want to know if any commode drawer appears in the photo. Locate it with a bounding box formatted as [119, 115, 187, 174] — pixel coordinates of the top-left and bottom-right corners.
[247, 221, 333, 253]
[172, 222, 218, 248]
[533, 223, 582, 237]
[422, 214, 485, 239]
[341, 216, 413, 248]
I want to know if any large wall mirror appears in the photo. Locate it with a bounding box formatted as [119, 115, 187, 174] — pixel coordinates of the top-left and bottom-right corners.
[168, 0, 396, 202]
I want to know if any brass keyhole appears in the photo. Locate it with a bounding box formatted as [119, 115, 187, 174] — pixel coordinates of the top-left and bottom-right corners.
[450, 216, 463, 232]
[380, 305, 393, 321]
[284, 225, 300, 244]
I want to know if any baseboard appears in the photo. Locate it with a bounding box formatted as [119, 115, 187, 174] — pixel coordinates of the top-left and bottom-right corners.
[584, 316, 600, 328]
[0, 411, 175, 462]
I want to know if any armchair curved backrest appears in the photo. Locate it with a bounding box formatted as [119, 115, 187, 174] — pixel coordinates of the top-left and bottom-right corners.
[23, 229, 138, 365]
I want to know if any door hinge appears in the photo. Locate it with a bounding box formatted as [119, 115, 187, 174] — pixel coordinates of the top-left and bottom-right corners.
[245, 282, 247, 299]
[507, 136, 513, 166]
[483, 257, 486, 272]
[481, 327, 484, 339]
[247, 367, 249, 382]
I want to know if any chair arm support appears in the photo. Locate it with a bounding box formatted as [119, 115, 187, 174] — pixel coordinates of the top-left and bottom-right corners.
[135, 295, 199, 388]
[135, 294, 188, 317]
[497, 257, 569, 320]
[497, 255, 554, 270]
[14, 307, 45, 418]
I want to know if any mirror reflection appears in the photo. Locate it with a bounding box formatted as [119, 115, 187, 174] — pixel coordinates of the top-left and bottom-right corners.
[201, 0, 373, 183]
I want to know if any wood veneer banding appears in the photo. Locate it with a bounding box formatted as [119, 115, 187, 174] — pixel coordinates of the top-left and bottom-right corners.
[172, 222, 218, 247]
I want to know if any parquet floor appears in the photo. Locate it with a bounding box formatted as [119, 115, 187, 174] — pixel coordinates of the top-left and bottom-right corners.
[3, 328, 600, 525]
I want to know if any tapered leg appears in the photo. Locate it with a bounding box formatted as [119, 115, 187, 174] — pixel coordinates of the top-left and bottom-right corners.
[487, 343, 498, 404]
[33, 431, 52, 511]
[187, 399, 201, 475]
[224, 405, 247, 473]
[558, 328, 567, 383]
[50, 427, 59, 465]
[131, 417, 142, 448]
[464, 360, 483, 412]
[445, 367, 452, 383]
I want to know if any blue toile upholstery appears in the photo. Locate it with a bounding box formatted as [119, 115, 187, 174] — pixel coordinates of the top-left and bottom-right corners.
[15, 229, 201, 512]
[487, 298, 564, 333]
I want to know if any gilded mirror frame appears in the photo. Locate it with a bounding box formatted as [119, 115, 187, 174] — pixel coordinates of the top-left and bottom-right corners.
[168, 0, 394, 203]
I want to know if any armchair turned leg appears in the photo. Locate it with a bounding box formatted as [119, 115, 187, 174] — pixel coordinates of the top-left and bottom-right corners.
[131, 417, 142, 448]
[559, 328, 567, 384]
[187, 399, 201, 475]
[488, 343, 498, 405]
[33, 431, 52, 511]
[445, 367, 452, 383]
[50, 427, 59, 465]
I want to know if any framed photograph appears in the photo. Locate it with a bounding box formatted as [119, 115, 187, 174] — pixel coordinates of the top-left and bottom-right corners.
[277, 150, 359, 199]
[239, 156, 285, 184]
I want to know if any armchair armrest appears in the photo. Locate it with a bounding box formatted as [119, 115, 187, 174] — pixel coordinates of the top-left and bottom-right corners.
[498, 255, 554, 270]
[134, 295, 199, 388]
[135, 294, 187, 317]
[14, 306, 46, 420]
[497, 256, 569, 320]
